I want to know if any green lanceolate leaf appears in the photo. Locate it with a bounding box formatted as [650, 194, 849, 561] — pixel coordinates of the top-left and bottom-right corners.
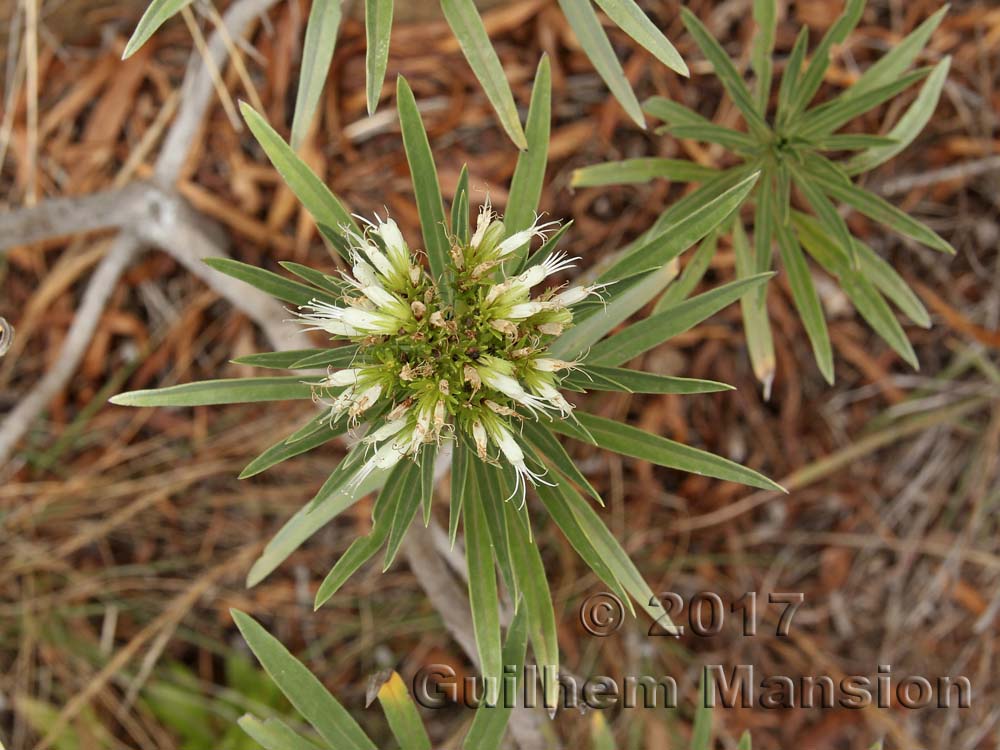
[550, 262, 680, 361]
[238, 715, 325, 750]
[586, 273, 773, 366]
[419, 442, 438, 526]
[365, 0, 394, 115]
[845, 56, 950, 175]
[520, 420, 602, 503]
[462, 605, 527, 750]
[733, 221, 775, 392]
[814, 134, 899, 151]
[642, 96, 706, 127]
[504, 501, 559, 711]
[564, 366, 733, 395]
[738, 730, 753, 750]
[557, 0, 644, 128]
[790, 162, 857, 266]
[450, 438, 470, 546]
[452, 164, 470, 243]
[814, 172, 955, 254]
[313, 482, 398, 609]
[291, 0, 342, 149]
[773, 217, 834, 383]
[474, 460, 517, 600]
[241, 103, 359, 251]
[110, 376, 318, 407]
[573, 157, 717, 188]
[750, 0, 777, 112]
[240, 413, 349, 479]
[279, 261, 351, 297]
[504, 56, 552, 266]
[397, 76, 453, 298]
[203, 258, 338, 307]
[690, 671, 714, 750]
[841, 273, 919, 368]
[776, 27, 809, 128]
[653, 230, 718, 312]
[123, 0, 192, 59]
[659, 124, 759, 154]
[231, 348, 331, 369]
[556, 412, 785, 492]
[847, 5, 948, 98]
[599, 171, 760, 283]
[464, 462, 503, 706]
[441, 0, 527, 148]
[852, 238, 930, 327]
[247, 463, 389, 587]
[592, 0, 687, 75]
[680, 7, 769, 141]
[376, 673, 432, 750]
[232, 611, 377, 750]
[383, 459, 424, 570]
[291, 346, 361, 369]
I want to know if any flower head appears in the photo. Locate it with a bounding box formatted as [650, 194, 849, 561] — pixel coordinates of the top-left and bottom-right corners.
[295, 208, 602, 503]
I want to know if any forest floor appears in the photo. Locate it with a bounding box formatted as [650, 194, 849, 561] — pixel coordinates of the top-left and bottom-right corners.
[1, 0, 999, 748]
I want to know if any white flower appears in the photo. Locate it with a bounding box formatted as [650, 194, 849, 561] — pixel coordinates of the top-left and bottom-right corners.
[481, 414, 552, 507]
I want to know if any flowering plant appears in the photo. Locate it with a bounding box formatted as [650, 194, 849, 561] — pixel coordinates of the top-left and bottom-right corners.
[112, 68, 781, 705]
[573, 1, 952, 391]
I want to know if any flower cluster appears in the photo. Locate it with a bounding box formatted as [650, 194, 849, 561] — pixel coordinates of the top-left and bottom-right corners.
[297, 206, 604, 501]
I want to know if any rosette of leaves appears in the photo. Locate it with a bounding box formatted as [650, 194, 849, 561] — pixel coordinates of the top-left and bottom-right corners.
[572, 1, 953, 390]
[111, 64, 781, 707]
[122, 0, 686, 149]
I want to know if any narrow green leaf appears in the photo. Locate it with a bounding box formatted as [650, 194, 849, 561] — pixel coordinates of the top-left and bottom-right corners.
[247, 464, 388, 587]
[733, 221, 776, 392]
[845, 56, 950, 175]
[815, 173, 955, 254]
[520, 420, 602, 503]
[642, 96, 706, 127]
[365, 0, 394, 115]
[291, 346, 362, 369]
[241, 102, 359, 251]
[291, 0, 342, 149]
[397, 76, 453, 297]
[814, 134, 900, 151]
[240, 413, 348, 479]
[383, 459, 424, 570]
[776, 27, 809, 128]
[376, 673, 432, 750]
[774, 218, 834, 383]
[680, 7, 770, 141]
[653, 231, 718, 312]
[314, 525, 391, 608]
[599, 171, 760, 283]
[572, 158, 717, 188]
[450, 438, 470, 546]
[557, 0, 645, 128]
[852, 238, 930, 327]
[554, 412, 785, 492]
[841, 273, 919, 368]
[738, 730, 753, 750]
[504, 501, 559, 710]
[462, 606, 528, 750]
[279, 261, 351, 297]
[661, 124, 759, 154]
[848, 5, 948, 98]
[783, 0, 865, 122]
[452, 164, 470, 242]
[237, 715, 325, 750]
[231, 348, 332, 369]
[592, 0, 687, 75]
[564, 366, 733, 395]
[203, 257, 337, 307]
[123, 0, 192, 59]
[586, 274, 773, 367]
[110, 376, 318, 407]
[465, 462, 503, 705]
[549, 262, 679, 361]
[504, 56, 552, 267]
[473, 459, 518, 601]
[419, 442, 438, 526]
[441, 0, 527, 148]
[796, 68, 930, 139]
[750, 0, 777, 113]
[690, 671, 713, 750]
[231, 610, 376, 750]
[791, 161, 857, 266]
